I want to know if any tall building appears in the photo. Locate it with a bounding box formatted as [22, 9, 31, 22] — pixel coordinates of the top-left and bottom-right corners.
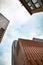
[0, 13, 9, 42]
[19, 0, 43, 15]
[13, 38, 43, 65]
[12, 40, 18, 65]
[33, 38, 43, 42]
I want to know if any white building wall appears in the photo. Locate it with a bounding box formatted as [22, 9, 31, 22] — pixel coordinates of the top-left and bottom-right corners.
[0, 13, 9, 30]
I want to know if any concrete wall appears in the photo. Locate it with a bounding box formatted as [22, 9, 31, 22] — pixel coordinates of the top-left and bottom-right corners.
[0, 13, 9, 30]
[0, 13, 9, 42]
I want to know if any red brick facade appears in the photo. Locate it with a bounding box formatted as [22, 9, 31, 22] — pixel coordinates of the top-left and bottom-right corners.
[14, 38, 43, 65]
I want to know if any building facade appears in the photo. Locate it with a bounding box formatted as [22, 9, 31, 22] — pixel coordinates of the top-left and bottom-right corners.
[13, 38, 43, 65]
[33, 38, 43, 42]
[12, 40, 18, 65]
[0, 13, 9, 42]
[19, 0, 43, 15]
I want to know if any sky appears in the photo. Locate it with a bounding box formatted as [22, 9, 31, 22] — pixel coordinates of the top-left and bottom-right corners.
[0, 0, 43, 65]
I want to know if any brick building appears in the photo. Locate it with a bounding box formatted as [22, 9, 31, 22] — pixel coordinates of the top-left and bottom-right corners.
[0, 13, 9, 42]
[13, 38, 43, 65]
[19, 0, 43, 15]
[33, 38, 43, 42]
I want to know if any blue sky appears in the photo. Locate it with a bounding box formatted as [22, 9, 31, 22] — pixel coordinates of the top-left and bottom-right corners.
[0, 0, 43, 65]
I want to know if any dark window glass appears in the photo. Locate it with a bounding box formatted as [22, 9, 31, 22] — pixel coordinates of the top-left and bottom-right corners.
[25, 0, 29, 3]
[32, 0, 37, 4]
[34, 3, 40, 8]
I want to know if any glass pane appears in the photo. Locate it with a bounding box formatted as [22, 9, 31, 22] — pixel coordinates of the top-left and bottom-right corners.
[32, 0, 37, 3]
[42, 0, 43, 1]
[35, 3, 40, 8]
[30, 6, 34, 10]
[28, 2, 31, 6]
[25, 0, 29, 3]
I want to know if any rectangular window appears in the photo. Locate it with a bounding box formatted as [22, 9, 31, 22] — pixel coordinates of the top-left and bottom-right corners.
[42, 0, 43, 2]
[28, 2, 31, 6]
[34, 3, 40, 8]
[30, 6, 34, 10]
[32, 0, 37, 4]
[25, 0, 29, 3]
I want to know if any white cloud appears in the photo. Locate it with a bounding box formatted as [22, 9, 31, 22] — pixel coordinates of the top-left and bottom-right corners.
[0, 0, 31, 26]
[0, 52, 11, 65]
[0, 0, 43, 65]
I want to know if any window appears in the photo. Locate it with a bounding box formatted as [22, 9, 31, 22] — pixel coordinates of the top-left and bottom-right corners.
[42, 0, 43, 1]
[32, 0, 40, 8]
[25, 0, 29, 3]
[25, 0, 34, 10]
[28, 2, 34, 10]
[32, 0, 37, 4]
[30, 6, 34, 10]
[28, 2, 31, 6]
[35, 3, 40, 8]
[42, 0, 43, 2]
